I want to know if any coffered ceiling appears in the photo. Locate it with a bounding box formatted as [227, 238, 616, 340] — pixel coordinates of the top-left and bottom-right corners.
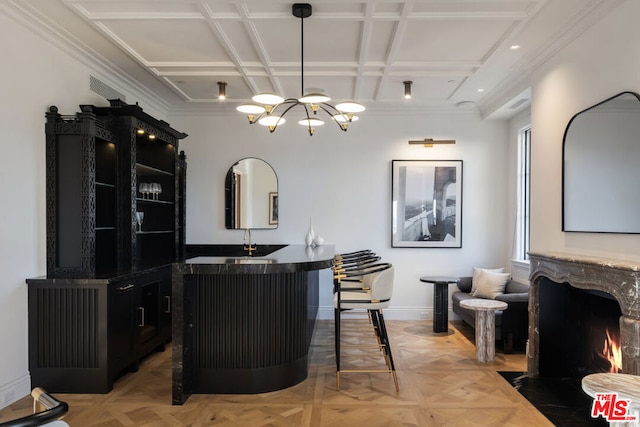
[8, 0, 617, 117]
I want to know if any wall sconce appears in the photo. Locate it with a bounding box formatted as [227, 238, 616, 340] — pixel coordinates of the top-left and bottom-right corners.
[217, 81, 227, 100]
[403, 81, 412, 99]
[408, 138, 456, 147]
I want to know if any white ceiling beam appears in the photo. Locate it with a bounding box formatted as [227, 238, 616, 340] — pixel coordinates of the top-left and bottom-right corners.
[352, 2, 374, 101]
[234, 2, 284, 98]
[374, 2, 412, 101]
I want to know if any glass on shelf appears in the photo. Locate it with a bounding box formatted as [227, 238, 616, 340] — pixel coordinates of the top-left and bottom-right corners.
[139, 183, 150, 199]
[139, 182, 164, 201]
[151, 183, 159, 200]
[136, 212, 144, 232]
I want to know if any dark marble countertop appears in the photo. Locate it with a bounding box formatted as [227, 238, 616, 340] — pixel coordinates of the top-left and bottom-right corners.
[175, 244, 335, 274]
[26, 263, 172, 284]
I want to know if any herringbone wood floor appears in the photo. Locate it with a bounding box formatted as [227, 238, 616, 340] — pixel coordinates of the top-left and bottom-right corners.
[0, 319, 553, 426]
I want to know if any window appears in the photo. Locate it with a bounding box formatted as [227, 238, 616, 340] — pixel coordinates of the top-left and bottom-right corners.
[516, 126, 531, 260]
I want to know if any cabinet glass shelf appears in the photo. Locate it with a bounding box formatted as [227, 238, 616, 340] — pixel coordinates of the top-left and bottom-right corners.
[136, 163, 174, 177]
[96, 182, 116, 188]
[136, 198, 174, 205]
[136, 230, 174, 235]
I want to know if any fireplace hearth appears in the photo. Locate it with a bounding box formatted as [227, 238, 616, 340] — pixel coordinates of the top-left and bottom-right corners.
[528, 252, 640, 377]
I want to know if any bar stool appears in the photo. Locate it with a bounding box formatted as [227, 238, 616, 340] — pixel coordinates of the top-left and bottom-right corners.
[333, 251, 381, 291]
[333, 262, 399, 391]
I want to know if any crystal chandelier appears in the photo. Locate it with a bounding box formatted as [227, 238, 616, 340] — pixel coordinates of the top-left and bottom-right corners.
[236, 3, 365, 136]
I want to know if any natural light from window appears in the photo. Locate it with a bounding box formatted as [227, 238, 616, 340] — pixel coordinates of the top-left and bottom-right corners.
[516, 126, 531, 261]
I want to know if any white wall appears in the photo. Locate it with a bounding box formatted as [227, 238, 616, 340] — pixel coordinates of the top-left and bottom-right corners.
[0, 10, 100, 408]
[530, 0, 640, 261]
[168, 109, 510, 319]
[0, 6, 166, 408]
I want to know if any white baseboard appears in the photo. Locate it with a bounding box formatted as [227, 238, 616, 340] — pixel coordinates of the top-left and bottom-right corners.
[317, 306, 458, 321]
[0, 374, 31, 410]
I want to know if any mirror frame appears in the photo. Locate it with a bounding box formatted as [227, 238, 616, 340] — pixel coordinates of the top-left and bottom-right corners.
[225, 157, 278, 230]
[562, 91, 640, 233]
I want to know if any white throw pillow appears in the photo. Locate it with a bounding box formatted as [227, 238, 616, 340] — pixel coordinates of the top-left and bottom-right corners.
[471, 267, 504, 296]
[473, 269, 511, 299]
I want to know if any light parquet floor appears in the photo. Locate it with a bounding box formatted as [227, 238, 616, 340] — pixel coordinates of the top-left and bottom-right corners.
[0, 320, 553, 426]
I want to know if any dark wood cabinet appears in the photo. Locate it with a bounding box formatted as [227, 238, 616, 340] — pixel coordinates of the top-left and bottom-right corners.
[28, 266, 172, 393]
[28, 100, 187, 393]
[44, 100, 187, 277]
[109, 280, 137, 378]
[177, 152, 187, 261]
[159, 275, 173, 340]
[45, 106, 120, 277]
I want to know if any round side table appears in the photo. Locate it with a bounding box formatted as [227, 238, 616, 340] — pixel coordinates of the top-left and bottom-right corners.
[582, 373, 640, 425]
[459, 298, 508, 362]
[420, 276, 459, 333]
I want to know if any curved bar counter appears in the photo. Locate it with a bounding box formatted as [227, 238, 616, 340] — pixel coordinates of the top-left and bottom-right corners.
[172, 244, 334, 405]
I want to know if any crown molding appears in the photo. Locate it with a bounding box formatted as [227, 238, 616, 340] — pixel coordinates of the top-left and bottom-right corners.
[477, 0, 625, 120]
[2, 0, 172, 115]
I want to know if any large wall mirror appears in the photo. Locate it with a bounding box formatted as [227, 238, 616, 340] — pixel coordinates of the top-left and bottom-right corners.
[225, 158, 278, 229]
[563, 91, 640, 233]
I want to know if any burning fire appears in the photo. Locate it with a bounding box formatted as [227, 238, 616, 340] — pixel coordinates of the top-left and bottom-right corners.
[601, 329, 622, 373]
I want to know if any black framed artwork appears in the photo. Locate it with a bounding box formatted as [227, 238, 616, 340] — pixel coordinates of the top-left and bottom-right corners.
[391, 160, 462, 248]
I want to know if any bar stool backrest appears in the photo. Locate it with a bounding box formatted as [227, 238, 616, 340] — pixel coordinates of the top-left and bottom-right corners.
[370, 265, 394, 301]
[342, 255, 381, 271]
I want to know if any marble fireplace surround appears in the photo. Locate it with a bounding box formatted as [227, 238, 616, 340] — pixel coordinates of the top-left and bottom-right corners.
[528, 252, 640, 377]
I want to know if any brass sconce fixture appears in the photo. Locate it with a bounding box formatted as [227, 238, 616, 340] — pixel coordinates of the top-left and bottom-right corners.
[408, 138, 456, 147]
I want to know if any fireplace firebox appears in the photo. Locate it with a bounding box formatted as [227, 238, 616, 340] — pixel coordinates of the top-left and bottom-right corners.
[539, 278, 622, 378]
[529, 252, 640, 378]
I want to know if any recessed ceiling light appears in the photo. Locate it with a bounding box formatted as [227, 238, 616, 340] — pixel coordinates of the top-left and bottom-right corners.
[403, 81, 412, 99]
[477, 88, 485, 92]
[510, 45, 521, 50]
[455, 101, 476, 109]
[217, 81, 227, 100]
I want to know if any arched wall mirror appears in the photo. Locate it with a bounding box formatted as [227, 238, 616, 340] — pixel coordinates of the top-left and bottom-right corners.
[225, 158, 278, 229]
[563, 91, 640, 233]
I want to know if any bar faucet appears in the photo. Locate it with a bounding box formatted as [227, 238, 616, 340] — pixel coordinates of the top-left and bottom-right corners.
[243, 229, 257, 256]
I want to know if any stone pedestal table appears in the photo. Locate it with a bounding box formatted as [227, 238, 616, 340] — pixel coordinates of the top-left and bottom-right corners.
[582, 373, 640, 426]
[460, 299, 508, 362]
